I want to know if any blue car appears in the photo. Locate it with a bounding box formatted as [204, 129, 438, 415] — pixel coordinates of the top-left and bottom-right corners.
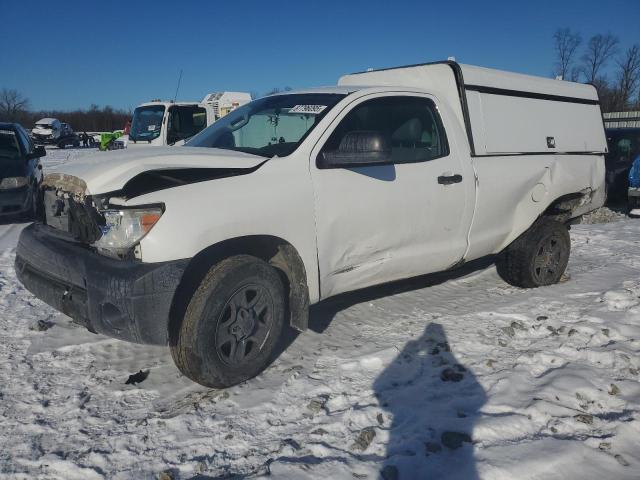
[0, 122, 46, 219]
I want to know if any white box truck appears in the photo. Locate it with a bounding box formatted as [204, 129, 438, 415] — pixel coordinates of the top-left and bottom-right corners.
[16, 61, 606, 388]
[122, 92, 251, 148]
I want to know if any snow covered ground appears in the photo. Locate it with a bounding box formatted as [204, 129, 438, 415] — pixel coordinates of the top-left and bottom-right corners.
[1, 148, 639, 479]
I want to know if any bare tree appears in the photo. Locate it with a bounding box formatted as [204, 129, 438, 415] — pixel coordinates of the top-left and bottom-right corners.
[553, 28, 582, 80]
[615, 45, 640, 109]
[0, 88, 30, 122]
[580, 33, 619, 84]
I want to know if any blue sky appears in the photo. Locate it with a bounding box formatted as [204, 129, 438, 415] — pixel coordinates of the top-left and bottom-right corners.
[1, 0, 638, 111]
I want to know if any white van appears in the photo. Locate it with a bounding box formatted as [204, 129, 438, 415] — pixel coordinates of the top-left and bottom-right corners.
[16, 61, 606, 388]
[31, 118, 62, 144]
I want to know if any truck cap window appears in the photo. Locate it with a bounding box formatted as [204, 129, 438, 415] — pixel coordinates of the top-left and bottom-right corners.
[321, 96, 449, 165]
[187, 93, 345, 158]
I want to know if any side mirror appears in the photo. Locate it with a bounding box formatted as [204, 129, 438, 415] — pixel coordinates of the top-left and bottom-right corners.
[318, 131, 392, 169]
[31, 146, 47, 158]
[167, 130, 184, 145]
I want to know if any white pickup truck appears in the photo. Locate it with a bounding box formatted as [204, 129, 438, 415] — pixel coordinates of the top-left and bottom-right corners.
[15, 61, 607, 387]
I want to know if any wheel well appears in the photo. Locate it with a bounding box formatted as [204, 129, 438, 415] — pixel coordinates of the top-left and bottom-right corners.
[542, 190, 592, 222]
[168, 236, 310, 345]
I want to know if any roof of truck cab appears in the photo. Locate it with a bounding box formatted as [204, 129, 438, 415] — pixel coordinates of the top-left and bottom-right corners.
[270, 86, 364, 96]
[136, 101, 205, 108]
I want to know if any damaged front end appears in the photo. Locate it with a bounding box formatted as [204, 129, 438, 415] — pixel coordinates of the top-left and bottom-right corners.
[42, 173, 103, 243]
[16, 160, 268, 345]
[41, 173, 163, 260]
[15, 173, 183, 345]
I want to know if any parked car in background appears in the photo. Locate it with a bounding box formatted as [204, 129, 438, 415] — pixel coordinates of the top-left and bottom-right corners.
[57, 123, 81, 149]
[15, 62, 606, 388]
[31, 118, 62, 145]
[0, 122, 45, 218]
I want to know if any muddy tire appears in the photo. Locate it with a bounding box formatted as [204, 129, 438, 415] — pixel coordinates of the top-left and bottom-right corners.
[171, 255, 286, 388]
[496, 219, 570, 288]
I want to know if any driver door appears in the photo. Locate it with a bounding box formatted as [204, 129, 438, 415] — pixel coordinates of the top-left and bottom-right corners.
[310, 93, 474, 298]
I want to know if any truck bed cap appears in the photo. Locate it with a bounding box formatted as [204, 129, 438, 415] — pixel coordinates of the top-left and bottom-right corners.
[458, 63, 597, 101]
[338, 61, 604, 156]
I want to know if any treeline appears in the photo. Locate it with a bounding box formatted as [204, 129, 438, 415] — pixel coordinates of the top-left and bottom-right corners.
[32, 105, 131, 132]
[552, 29, 640, 112]
[0, 89, 131, 132]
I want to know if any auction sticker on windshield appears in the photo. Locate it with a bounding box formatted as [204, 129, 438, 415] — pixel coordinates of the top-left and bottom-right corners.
[289, 105, 327, 114]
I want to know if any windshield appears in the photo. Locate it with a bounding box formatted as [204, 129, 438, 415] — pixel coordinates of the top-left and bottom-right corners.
[0, 130, 22, 166]
[130, 105, 165, 142]
[35, 124, 52, 129]
[186, 93, 345, 157]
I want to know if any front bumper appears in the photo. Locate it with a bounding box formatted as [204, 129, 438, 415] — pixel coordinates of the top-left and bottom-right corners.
[15, 223, 188, 345]
[0, 186, 30, 215]
[32, 134, 56, 145]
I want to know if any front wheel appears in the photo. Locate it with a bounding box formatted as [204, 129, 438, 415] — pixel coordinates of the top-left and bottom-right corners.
[171, 255, 286, 388]
[496, 219, 570, 288]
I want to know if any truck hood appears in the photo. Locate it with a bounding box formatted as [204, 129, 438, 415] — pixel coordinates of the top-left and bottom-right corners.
[44, 146, 268, 196]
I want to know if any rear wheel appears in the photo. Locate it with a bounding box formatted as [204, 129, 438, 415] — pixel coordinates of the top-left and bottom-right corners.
[171, 255, 286, 388]
[496, 219, 570, 288]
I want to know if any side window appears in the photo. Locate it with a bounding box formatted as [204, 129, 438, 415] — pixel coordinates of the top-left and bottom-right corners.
[168, 106, 208, 143]
[320, 96, 449, 165]
[23, 127, 35, 154]
[15, 128, 32, 157]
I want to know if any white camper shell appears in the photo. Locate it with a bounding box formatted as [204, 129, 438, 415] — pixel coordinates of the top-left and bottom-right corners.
[339, 62, 607, 156]
[17, 61, 606, 388]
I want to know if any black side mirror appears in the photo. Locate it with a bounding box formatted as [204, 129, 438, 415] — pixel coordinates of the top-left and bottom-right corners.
[318, 131, 392, 169]
[167, 130, 183, 145]
[30, 146, 47, 159]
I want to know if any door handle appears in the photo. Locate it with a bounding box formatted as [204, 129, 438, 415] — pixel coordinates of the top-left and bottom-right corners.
[437, 174, 463, 185]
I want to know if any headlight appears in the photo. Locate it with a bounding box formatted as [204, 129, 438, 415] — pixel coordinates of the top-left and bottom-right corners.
[92, 206, 163, 255]
[0, 177, 29, 189]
